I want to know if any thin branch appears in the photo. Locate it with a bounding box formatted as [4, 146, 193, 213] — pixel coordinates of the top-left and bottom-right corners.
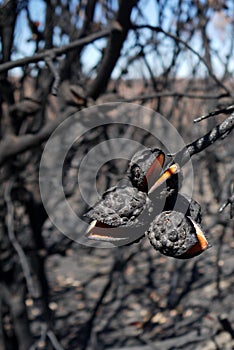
[87, 0, 138, 99]
[0, 1, 12, 10]
[175, 112, 234, 167]
[4, 181, 65, 349]
[0, 27, 113, 74]
[124, 91, 229, 103]
[133, 24, 232, 97]
[47, 329, 65, 350]
[194, 104, 234, 123]
[219, 193, 234, 218]
[80, 251, 123, 350]
[29, 324, 65, 350]
[0, 107, 233, 170]
[106, 329, 207, 350]
[45, 56, 61, 96]
[215, 226, 226, 297]
[0, 106, 77, 166]
[4, 178, 37, 298]
[29, 324, 47, 350]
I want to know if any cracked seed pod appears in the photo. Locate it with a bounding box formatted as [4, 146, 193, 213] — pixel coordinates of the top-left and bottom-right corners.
[128, 148, 165, 192]
[128, 147, 180, 196]
[146, 211, 208, 259]
[85, 185, 153, 245]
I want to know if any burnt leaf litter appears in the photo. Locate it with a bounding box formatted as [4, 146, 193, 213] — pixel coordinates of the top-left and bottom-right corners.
[85, 147, 209, 258]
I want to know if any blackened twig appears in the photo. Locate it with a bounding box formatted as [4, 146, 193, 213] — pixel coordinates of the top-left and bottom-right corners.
[4, 178, 37, 298]
[29, 324, 65, 350]
[45, 56, 61, 96]
[80, 251, 123, 350]
[219, 193, 234, 218]
[0, 107, 233, 171]
[175, 112, 234, 167]
[133, 24, 232, 96]
[47, 329, 65, 350]
[215, 227, 226, 297]
[124, 92, 229, 103]
[194, 105, 234, 123]
[29, 324, 47, 350]
[0, 27, 113, 73]
[0, 106, 77, 167]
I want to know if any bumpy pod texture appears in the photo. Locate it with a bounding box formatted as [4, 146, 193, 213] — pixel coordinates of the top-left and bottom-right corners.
[85, 185, 153, 227]
[86, 146, 209, 258]
[146, 211, 199, 258]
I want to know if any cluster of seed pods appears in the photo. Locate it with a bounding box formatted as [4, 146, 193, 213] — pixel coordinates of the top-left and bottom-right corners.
[85, 148, 209, 259]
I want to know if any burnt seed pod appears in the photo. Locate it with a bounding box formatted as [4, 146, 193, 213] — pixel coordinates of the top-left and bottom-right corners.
[128, 148, 165, 192]
[146, 211, 208, 259]
[86, 145, 210, 256]
[85, 184, 155, 245]
[86, 185, 152, 227]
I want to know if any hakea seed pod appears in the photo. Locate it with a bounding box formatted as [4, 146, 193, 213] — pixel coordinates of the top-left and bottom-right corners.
[128, 148, 165, 192]
[146, 211, 209, 259]
[128, 147, 179, 195]
[85, 146, 210, 257]
[85, 185, 153, 245]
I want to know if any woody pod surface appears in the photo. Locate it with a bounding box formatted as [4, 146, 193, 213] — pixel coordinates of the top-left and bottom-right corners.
[86, 147, 209, 258]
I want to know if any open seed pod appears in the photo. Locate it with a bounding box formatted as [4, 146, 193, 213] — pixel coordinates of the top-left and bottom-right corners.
[128, 148, 165, 192]
[128, 147, 180, 195]
[146, 211, 209, 259]
[85, 185, 153, 245]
